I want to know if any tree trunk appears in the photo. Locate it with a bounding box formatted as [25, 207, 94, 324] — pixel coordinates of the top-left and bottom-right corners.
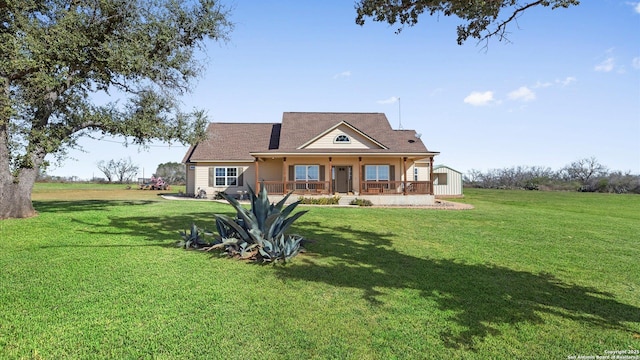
[0, 114, 39, 219]
[0, 175, 37, 219]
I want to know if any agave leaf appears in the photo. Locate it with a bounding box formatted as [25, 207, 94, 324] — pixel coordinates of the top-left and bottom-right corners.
[215, 217, 232, 239]
[246, 183, 256, 200]
[252, 182, 271, 232]
[221, 238, 240, 245]
[265, 213, 284, 240]
[273, 210, 308, 238]
[214, 214, 252, 243]
[259, 247, 272, 259]
[208, 242, 227, 249]
[272, 191, 294, 212]
[248, 228, 265, 247]
[262, 238, 273, 251]
[279, 200, 301, 219]
[220, 191, 257, 226]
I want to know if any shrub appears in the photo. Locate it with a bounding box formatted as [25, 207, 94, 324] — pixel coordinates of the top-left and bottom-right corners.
[297, 196, 341, 205]
[205, 184, 308, 263]
[349, 198, 373, 206]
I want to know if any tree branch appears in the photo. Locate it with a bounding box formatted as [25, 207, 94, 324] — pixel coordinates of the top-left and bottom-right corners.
[482, 1, 544, 43]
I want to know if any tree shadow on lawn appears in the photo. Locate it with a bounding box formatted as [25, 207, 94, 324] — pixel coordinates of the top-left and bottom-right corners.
[34, 200, 158, 214]
[34, 200, 220, 246]
[278, 221, 640, 350]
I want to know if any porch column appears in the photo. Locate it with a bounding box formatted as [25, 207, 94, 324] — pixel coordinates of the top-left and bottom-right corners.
[255, 157, 260, 192]
[429, 156, 434, 195]
[282, 157, 287, 193]
[403, 157, 407, 195]
[328, 157, 332, 194]
[358, 157, 362, 194]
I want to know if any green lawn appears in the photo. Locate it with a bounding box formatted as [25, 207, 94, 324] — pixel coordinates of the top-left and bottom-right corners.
[1, 185, 639, 359]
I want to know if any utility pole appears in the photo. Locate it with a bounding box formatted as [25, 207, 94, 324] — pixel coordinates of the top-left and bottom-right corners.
[398, 97, 403, 130]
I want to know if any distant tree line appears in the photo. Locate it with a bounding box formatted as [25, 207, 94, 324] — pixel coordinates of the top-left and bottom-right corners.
[464, 157, 640, 194]
[97, 158, 139, 184]
[37, 160, 187, 184]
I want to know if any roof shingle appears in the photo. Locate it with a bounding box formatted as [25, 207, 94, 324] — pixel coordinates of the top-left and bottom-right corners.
[183, 112, 436, 163]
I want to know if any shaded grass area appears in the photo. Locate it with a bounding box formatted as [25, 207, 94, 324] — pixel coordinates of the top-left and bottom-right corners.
[1, 186, 639, 359]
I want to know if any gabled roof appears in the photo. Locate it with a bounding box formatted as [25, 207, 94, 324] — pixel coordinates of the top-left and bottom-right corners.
[297, 120, 388, 150]
[183, 112, 438, 163]
[433, 165, 462, 174]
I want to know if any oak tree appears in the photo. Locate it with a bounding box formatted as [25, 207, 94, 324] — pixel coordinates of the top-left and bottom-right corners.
[154, 161, 185, 184]
[0, 0, 232, 218]
[355, 0, 579, 45]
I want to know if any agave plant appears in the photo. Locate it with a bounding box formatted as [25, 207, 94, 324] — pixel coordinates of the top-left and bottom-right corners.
[178, 223, 214, 249]
[212, 183, 308, 263]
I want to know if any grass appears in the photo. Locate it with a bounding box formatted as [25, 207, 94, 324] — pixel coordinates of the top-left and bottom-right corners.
[1, 184, 639, 359]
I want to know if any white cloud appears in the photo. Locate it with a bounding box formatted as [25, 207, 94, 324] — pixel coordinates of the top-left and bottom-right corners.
[634, 2, 640, 14]
[534, 76, 576, 89]
[463, 91, 495, 106]
[333, 70, 351, 79]
[633, 57, 640, 69]
[558, 76, 577, 86]
[534, 81, 553, 88]
[595, 57, 615, 72]
[376, 96, 399, 104]
[508, 86, 536, 102]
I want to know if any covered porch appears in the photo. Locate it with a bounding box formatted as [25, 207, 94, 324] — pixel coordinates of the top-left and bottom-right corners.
[251, 154, 436, 197]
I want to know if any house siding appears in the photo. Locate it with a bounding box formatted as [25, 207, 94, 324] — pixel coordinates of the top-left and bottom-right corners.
[413, 162, 431, 182]
[190, 162, 253, 198]
[433, 166, 463, 197]
[304, 126, 379, 150]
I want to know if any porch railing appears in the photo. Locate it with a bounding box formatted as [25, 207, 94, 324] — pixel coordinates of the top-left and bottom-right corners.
[360, 181, 432, 195]
[262, 181, 331, 195]
[261, 180, 432, 195]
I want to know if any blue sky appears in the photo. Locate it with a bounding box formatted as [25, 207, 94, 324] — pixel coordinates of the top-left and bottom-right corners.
[47, 1, 640, 180]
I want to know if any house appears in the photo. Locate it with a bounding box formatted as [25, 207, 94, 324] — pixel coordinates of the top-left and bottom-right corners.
[182, 112, 440, 205]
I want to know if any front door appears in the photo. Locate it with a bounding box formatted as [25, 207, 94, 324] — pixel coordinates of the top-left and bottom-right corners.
[334, 166, 351, 193]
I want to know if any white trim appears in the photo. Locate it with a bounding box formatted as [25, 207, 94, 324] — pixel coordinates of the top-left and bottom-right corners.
[297, 121, 388, 150]
[250, 151, 439, 157]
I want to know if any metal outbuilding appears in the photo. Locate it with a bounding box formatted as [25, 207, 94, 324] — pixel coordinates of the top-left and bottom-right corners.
[432, 165, 463, 197]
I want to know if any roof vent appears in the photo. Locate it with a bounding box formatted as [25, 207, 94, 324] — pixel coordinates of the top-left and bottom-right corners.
[408, 139, 415, 143]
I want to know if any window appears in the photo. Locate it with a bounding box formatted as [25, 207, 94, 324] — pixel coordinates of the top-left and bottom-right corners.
[414, 167, 419, 181]
[365, 165, 390, 181]
[209, 167, 240, 187]
[334, 134, 350, 143]
[435, 173, 447, 185]
[295, 165, 319, 181]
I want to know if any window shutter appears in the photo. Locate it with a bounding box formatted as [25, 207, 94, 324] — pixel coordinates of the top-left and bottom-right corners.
[361, 165, 366, 181]
[319, 165, 325, 181]
[390, 165, 395, 181]
[237, 167, 244, 186]
[289, 165, 294, 181]
[208, 168, 214, 187]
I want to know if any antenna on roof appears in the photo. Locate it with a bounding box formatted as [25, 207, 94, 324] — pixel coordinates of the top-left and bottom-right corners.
[398, 97, 403, 130]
